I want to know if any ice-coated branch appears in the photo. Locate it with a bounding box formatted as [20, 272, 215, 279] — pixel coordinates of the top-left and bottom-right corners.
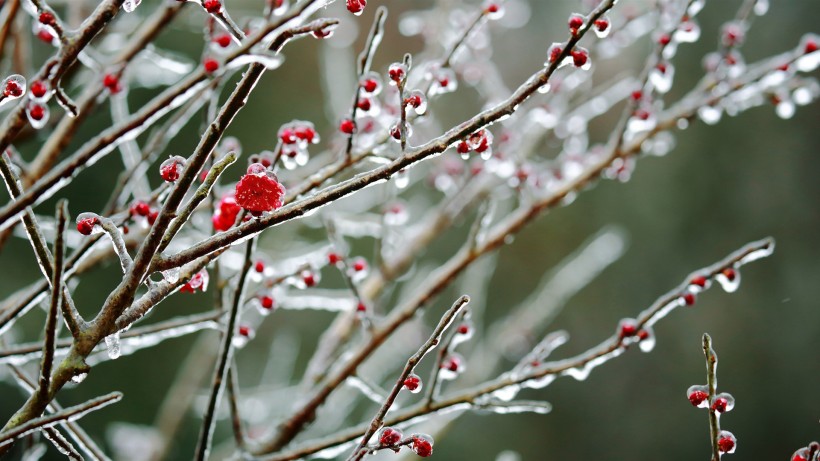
[194, 239, 255, 461]
[0, 392, 122, 448]
[345, 295, 470, 461]
[703, 333, 721, 461]
[37, 200, 67, 403]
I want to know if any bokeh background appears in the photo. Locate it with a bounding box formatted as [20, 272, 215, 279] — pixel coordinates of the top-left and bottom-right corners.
[1, 0, 818, 460]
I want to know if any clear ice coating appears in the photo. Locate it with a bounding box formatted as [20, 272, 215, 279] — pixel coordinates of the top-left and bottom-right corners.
[123, 0, 142, 13]
[1, 74, 26, 107]
[25, 103, 49, 130]
[715, 267, 741, 293]
[105, 331, 122, 359]
[686, 384, 710, 408]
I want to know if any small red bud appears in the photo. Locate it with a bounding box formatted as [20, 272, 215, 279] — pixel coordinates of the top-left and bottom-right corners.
[39, 11, 56, 26]
[203, 0, 221, 14]
[30, 81, 48, 98]
[721, 267, 737, 281]
[260, 295, 274, 310]
[203, 58, 220, 74]
[254, 261, 265, 273]
[805, 39, 819, 54]
[682, 292, 696, 306]
[339, 118, 355, 134]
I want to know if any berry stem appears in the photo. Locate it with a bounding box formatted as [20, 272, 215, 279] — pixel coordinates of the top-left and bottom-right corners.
[702, 333, 722, 461]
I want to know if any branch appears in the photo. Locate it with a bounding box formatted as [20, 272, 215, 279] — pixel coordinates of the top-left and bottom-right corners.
[703, 333, 721, 461]
[37, 200, 67, 403]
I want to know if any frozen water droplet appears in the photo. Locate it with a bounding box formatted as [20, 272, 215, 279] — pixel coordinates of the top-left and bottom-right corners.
[686, 384, 710, 408]
[564, 365, 591, 381]
[776, 100, 796, 119]
[490, 384, 520, 402]
[593, 18, 611, 38]
[451, 320, 474, 346]
[637, 326, 655, 352]
[674, 21, 701, 43]
[715, 267, 741, 293]
[438, 353, 465, 380]
[271, 0, 289, 16]
[698, 105, 722, 125]
[123, 0, 142, 12]
[233, 325, 255, 348]
[753, 0, 769, 16]
[159, 155, 186, 183]
[688, 0, 706, 16]
[394, 169, 409, 189]
[537, 83, 551, 94]
[429, 67, 457, 95]
[410, 434, 434, 457]
[712, 392, 735, 413]
[281, 146, 309, 170]
[403, 373, 422, 393]
[1, 74, 26, 107]
[76, 212, 103, 235]
[26, 103, 49, 129]
[383, 201, 409, 226]
[162, 267, 180, 284]
[105, 332, 121, 359]
[405, 89, 427, 115]
[71, 372, 88, 384]
[649, 64, 674, 93]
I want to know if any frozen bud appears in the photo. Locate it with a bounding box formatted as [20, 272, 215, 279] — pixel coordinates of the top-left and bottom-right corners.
[180, 269, 209, 293]
[293, 121, 319, 144]
[805, 38, 819, 55]
[383, 201, 408, 226]
[388, 62, 407, 85]
[312, 23, 337, 39]
[203, 57, 220, 74]
[234, 163, 286, 215]
[301, 269, 317, 288]
[593, 17, 611, 38]
[379, 427, 403, 446]
[429, 67, 457, 95]
[130, 201, 151, 217]
[39, 11, 56, 26]
[360, 72, 382, 94]
[159, 156, 186, 183]
[233, 325, 255, 347]
[711, 393, 735, 413]
[717, 431, 737, 454]
[657, 33, 671, 46]
[356, 97, 372, 112]
[76, 213, 100, 236]
[483, 2, 503, 20]
[346, 0, 366, 16]
[411, 434, 434, 457]
[26, 103, 48, 129]
[682, 291, 696, 306]
[439, 353, 465, 380]
[618, 318, 638, 338]
[213, 33, 232, 48]
[259, 295, 275, 311]
[213, 193, 241, 231]
[202, 0, 221, 14]
[254, 260, 266, 273]
[547, 42, 564, 64]
[2, 74, 25, 100]
[686, 385, 710, 408]
[29, 80, 48, 100]
[792, 448, 811, 461]
[327, 252, 343, 265]
[355, 301, 367, 313]
[722, 22, 745, 47]
[103, 73, 121, 93]
[571, 47, 590, 69]
[339, 118, 356, 135]
[568, 14, 584, 36]
[403, 373, 422, 393]
[690, 275, 708, 289]
[404, 89, 427, 115]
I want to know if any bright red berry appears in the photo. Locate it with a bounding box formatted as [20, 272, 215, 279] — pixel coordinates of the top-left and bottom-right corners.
[328, 252, 342, 265]
[717, 433, 736, 453]
[302, 270, 316, 287]
[594, 18, 609, 32]
[403, 374, 421, 392]
[379, 427, 403, 446]
[620, 321, 637, 338]
[352, 257, 367, 272]
[213, 33, 232, 48]
[485, 4, 499, 14]
[339, 118, 355, 134]
[712, 397, 729, 413]
[411, 434, 434, 458]
[260, 295, 274, 310]
[361, 78, 379, 93]
[103, 73, 119, 90]
[39, 11, 56, 25]
[682, 292, 696, 306]
[234, 163, 286, 214]
[203, 0, 221, 14]
[346, 0, 366, 15]
[30, 81, 48, 98]
[388, 63, 406, 83]
[3, 79, 22, 98]
[36, 28, 54, 43]
[571, 49, 588, 67]
[637, 329, 650, 341]
[203, 58, 220, 74]
[658, 34, 671, 46]
[690, 275, 708, 288]
[688, 390, 709, 407]
[805, 39, 819, 54]
[255, 261, 265, 273]
[76, 217, 98, 235]
[630, 90, 643, 101]
[28, 104, 45, 121]
[357, 98, 371, 111]
[238, 325, 252, 337]
[568, 15, 584, 34]
[457, 324, 470, 335]
[722, 267, 737, 281]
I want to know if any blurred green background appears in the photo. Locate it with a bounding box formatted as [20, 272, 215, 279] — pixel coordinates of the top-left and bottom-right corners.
[1, 0, 818, 459]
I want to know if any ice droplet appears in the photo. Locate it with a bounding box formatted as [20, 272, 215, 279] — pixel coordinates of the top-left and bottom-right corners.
[686, 384, 710, 408]
[775, 100, 796, 119]
[637, 326, 655, 353]
[394, 169, 409, 189]
[698, 105, 722, 125]
[715, 267, 741, 293]
[649, 64, 674, 93]
[1, 74, 26, 107]
[71, 372, 88, 384]
[25, 103, 49, 129]
[674, 21, 701, 43]
[105, 331, 122, 359]
[123, 0, 142, 12]
[490, 384, 520, 402]
[753, 0, 769, 16]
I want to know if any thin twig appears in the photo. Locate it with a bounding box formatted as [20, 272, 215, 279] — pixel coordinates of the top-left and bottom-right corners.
[703, 333, 720, 461]
[345, 295, 470, 461]
[37, 200, 67, 403]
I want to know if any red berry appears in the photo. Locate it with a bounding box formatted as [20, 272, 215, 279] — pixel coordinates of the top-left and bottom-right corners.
[712, 397, 729, 413]
[682, 292, 696, 306]
[658, 34, 671, 46]
[4, 80, 22, 98]
[302, 271, 316, 287]
[131, 201, 151, 217]
[722, 267, 737, 281]
[203, 0, 221, 14]
[805, 39, 819, 54]
[411, 434, 434, 458]
[294, 125, 317, 143]
[568, 15, 584, 34]
[637, 329, 650, 341]
[339, 118, 355, 134]
[260, 295, 274, 310]
[234, 164, 286, 214]
[30, 81, 48, 98]
[388, 63, 406, 83]
[688, 390, 709, 407]
[403, 374, 421, 392]
[594, 18, 609, 32]
[717, 435, 735, 453]
[457, 324, 470, 335]
[180, 270, 209, 293]
[76, 217, 98, 235]
[254, 261, 265, 273]
[361, 78, 379, 93]
[103, 73, 119, 90]
[346, 0, 366, 15]
[548, 44, 563, 63]
[213, 33, 232, 48]
[148, 210, 159, 225]
[36, 28, 54, 43]
[28, 104, 45, 121]
[356, 301, 367, 312]
[357, 98, 371, 111]
[352, 257, 367, 272]
[328, 252, 342, 265]
[620, 321, 637, 338]
[159, 159, 183, 182]
[571, 49, 588, 67]
[630, 90, 643, 101]
[379, 427, 403, 446]
[39, 11, 56, 25]
[238, 325, 252, 337]
[690, 275, 708, 288]
[485, 4, 499, 14]
[203, 58, 220, 74]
